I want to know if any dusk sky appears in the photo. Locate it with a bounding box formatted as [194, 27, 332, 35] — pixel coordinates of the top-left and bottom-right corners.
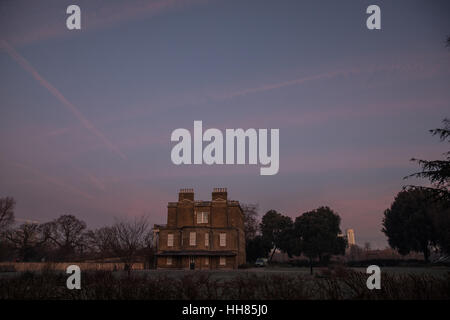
[1, 0, 449, 248]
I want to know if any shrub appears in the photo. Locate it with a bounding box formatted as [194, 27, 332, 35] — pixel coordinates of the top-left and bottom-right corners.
[346, 259, 425, 267]
[0, 270, 449, 300]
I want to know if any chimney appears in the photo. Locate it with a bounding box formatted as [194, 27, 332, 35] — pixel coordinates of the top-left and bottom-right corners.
[179, 188, 194, 201]
[212, 187, 227, 201]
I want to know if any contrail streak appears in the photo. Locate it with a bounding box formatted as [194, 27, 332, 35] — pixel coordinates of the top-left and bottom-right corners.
[0, 40, 127, 160]
[220, 69, 360, 100]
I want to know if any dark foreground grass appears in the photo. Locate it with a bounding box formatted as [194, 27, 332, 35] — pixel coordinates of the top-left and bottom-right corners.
[1, 268, 449, 300]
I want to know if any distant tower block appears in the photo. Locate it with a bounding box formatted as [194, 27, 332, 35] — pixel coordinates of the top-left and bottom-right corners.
[346, 229, 356, 246]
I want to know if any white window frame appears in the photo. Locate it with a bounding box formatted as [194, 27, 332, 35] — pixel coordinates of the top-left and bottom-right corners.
[205, 233, 209, 247]
[189, 232, 196, 246]
[219, 233, 226, 247]
[167, 233, 174, 247]
[219, 256, 226, 266]
[197, 211, 209, 224]
[167, 256, 172, 265]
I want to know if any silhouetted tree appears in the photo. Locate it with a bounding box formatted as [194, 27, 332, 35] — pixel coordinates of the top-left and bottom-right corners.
[382, 189, 445, 262]
[404, 119, 449, 202]
[3, 223, 49, 261]
[260, 210, 294, 261]
[85, 226, 114, 260]
[431, 206, 450, 255]
[242, 204, 271, 262]
[141, 228, 155, 269]
[241, 203, 259, 242]
[108, 216, 152, 274]
[0, 197, 15, 232]
[45, 214, 87, 260]
[294, 206, 347, 275]
[245, 235, 272, 263]
[404, 36, 450, 200]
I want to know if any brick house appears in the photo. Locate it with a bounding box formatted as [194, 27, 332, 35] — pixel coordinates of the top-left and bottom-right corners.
[154, 188, 246, 269]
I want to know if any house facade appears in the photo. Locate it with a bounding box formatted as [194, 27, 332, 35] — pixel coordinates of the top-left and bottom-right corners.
[154, 188, 246, 269]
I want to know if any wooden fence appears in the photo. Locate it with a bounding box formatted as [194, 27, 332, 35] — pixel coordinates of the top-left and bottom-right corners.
[0, 262, 145, 272]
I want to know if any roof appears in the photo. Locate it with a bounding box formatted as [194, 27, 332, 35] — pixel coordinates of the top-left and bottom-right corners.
[167, 200, 242, 207]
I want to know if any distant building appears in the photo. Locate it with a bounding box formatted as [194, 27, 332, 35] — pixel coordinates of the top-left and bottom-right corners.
[346, 229, 356, 246]
[154, 188, 246, 269]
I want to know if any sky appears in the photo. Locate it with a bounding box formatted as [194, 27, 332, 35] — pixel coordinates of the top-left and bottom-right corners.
[1, 0, 449, 248]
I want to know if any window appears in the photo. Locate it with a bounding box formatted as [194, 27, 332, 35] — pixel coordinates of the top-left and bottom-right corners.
[189, 232, 196, 246]
[219, 256, 226, 266]
[205, 257, 209, 265]
[167, 234, 174, 247]
[205, 233, 209, 247]
[167, 257, 172, 265]
[219, 233, 226, 247]
[197, 212, 208, 224]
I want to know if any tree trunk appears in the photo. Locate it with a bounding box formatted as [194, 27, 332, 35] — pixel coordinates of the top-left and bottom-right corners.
[423, 245, 430, 263]
[269, 247, 277, 262]
[124, 262, 132, 277]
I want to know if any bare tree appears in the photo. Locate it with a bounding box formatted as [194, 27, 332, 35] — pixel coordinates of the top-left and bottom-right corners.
[0, 197, 15, 232]
[85, 226, 114, 260]
[46, 214, 87, 260]
[108, 215, 152, 274]
[4, 223, 49, 261]
[241, 203, 259, 241]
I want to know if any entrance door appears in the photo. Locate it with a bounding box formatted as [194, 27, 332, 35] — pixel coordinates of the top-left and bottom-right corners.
[189, 256, 195, 270]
